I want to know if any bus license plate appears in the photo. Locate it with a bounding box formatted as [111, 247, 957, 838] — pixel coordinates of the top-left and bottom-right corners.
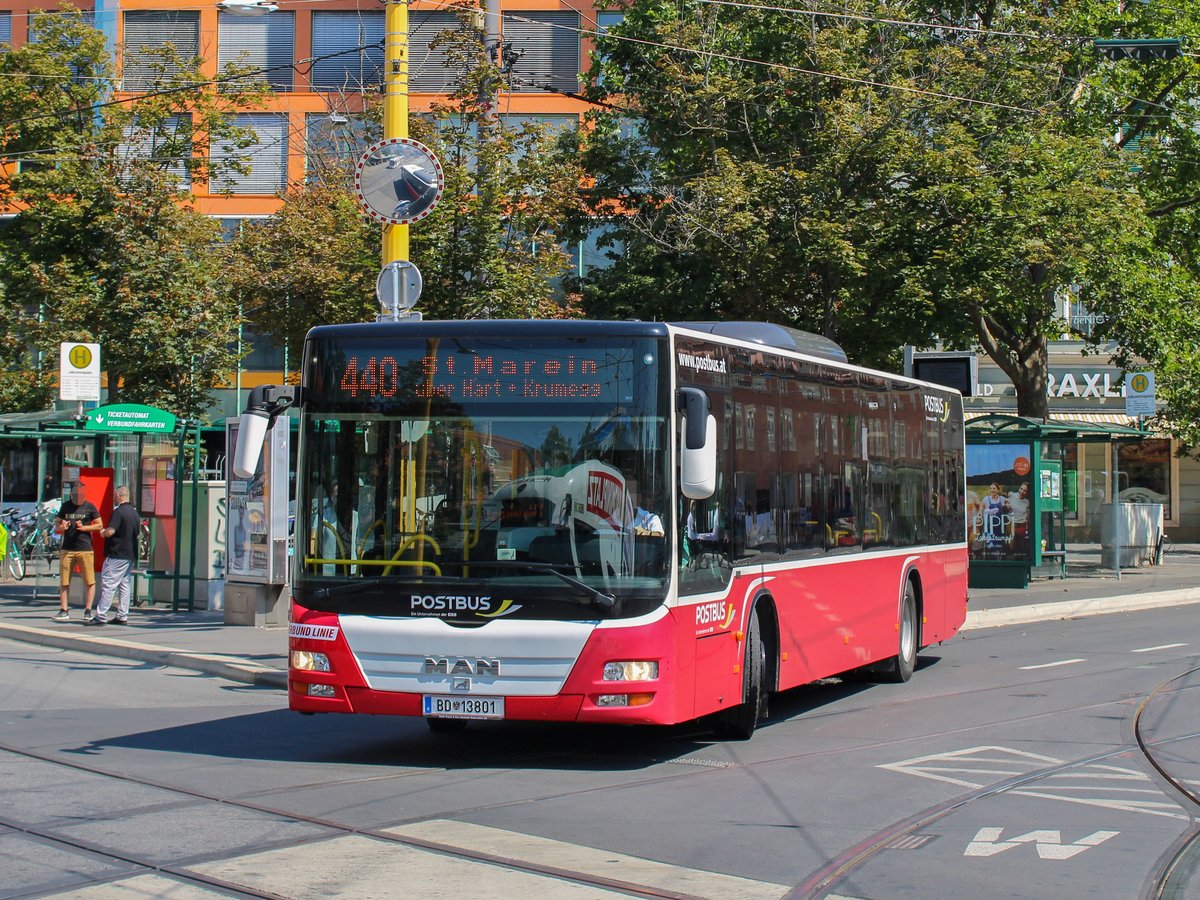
[423, 695, 504, 720]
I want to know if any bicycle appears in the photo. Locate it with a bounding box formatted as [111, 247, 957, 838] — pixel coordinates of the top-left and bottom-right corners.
[12, 504, 61, 577]
[1, 508, 26, 581]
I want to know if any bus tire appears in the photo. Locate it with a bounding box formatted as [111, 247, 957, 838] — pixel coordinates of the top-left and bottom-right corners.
[714, 607, 766, 740]
[426, 717, 468, 734]
[878, 580, 918, 683]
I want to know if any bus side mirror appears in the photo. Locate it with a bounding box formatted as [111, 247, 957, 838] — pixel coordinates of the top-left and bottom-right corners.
[233, 385, 296, 479]
[678, 387, 716, 499]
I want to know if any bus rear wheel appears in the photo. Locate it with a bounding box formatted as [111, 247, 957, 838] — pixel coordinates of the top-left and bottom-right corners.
[713, 607, 766, 740]
[877, 580, 918, 683]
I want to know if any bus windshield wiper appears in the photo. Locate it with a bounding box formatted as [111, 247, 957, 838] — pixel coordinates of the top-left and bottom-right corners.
[458, 561, 616, 610]
[307, 577, 397, 601]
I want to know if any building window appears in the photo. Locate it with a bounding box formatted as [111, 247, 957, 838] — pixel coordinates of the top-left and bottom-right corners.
[218, 11, 295, 91]
[0, 12, 12, 48]
[241, 326, 286, 370]
[118, 114, 192, 190]
[593, 11, 623, 86]
[503, 11, 580, 94]
[304, 112, 371, 182]
[122, 11, 200, 92]
[310, 11, 383, 92]
[1119, 438, 1173, 520]
[410, 11, 471, 93]
[210, 113, 288, 194]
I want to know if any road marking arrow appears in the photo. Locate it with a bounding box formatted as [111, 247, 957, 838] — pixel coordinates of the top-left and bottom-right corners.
[965, 827, 1119, 860]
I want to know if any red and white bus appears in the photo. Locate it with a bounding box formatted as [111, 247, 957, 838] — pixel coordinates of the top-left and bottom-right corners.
[272, 319, 967, 738]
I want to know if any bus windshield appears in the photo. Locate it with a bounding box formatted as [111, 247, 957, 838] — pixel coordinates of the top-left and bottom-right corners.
[296, 332, 671, 620]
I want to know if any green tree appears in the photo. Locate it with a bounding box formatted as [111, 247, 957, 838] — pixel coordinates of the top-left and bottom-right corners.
[0, 8, 264, 419]
[233, 18, 588, 344]
[227, 184, 381, 371]
[580, 0, 939, 364]
[582, 0, 1200, 426]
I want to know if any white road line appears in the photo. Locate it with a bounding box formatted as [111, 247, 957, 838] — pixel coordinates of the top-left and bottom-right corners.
[387, 820, 790, 900]
[880, 746, 1189, 820]
[1019, 658, 1085, 670]
[1132, 643, 1188, 653]
[190, 833, 785, 900]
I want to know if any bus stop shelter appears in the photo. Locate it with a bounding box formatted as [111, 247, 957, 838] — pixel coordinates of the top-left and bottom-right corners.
[965, 413, 1150, 588]
[0, 404, 202, 611]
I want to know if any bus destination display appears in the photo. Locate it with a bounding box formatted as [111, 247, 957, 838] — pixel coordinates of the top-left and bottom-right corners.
[336, 351, 609, 401]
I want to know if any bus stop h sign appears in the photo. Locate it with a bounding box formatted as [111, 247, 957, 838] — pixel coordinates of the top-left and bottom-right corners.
[355, 139, 444, 226]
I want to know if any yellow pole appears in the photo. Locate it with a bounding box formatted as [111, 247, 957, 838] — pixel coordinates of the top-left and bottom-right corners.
[383, 0, 409, 265]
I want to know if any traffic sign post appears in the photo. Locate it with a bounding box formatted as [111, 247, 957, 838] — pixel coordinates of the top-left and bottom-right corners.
[376, 260, 423, 321]
[60, 342, 101, 408]
[1124, 371, 1155, 418]
[84, 403, 177, 434]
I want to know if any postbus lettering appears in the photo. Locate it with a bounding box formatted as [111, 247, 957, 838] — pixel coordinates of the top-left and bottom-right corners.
[695, 601, 728, 625]
[410, 595, 493, 612]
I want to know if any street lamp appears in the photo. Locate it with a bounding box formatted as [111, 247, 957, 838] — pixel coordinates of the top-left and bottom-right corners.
[216, 0, 279, 16]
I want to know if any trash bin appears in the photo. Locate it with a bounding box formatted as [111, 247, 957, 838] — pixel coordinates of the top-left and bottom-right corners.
[1100, 502, 1164, 568]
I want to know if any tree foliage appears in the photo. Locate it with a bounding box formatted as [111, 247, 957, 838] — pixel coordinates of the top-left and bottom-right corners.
[233, 18, 588, 349]
[0, 7, 264, 419]
[227, 184, 381, 369]
[583, 0, 1200, 429]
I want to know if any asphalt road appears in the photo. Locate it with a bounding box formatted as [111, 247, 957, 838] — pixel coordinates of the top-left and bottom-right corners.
[4, 601, 1200, 899]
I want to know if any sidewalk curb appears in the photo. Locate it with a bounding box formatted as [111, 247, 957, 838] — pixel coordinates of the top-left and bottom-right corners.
[0, 622, 287, 689]
[4, 589, 1200, 686]
[963, 587, 1200, 630]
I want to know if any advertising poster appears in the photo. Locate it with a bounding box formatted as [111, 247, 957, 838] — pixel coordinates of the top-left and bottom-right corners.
[966, 443, 1032, 562]
[226, 420, 269, 581]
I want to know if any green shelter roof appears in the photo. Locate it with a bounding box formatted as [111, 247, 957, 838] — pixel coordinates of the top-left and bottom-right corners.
[966, 412, 1150, 443]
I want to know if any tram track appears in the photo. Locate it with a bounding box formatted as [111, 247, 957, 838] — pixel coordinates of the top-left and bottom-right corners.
[6, 633, 1200, 898]
[0, 741, 709, 899]
[783, 662, 1200, 900]
[1134, 664, 1200, 899]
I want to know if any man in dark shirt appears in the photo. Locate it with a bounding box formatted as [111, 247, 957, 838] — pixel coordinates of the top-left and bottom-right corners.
[53, 483, 103, 622]
[87, 485, 140, 626]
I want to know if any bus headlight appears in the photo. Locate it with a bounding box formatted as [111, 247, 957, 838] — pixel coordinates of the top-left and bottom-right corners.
[598, 693, 653, 707]
[291, 651, 331, 672]
[603, 661, 658, 682]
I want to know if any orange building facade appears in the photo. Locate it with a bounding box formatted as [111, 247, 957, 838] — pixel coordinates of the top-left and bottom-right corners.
[1, 0, 607, 222]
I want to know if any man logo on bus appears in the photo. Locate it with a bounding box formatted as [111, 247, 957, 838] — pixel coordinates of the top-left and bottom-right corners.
[422, 657, 500, 676]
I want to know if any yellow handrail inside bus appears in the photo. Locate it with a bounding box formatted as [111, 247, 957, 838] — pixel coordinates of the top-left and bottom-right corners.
[383, 533, 442, 576]
[356, 518, 385, 558]
[312, 520, 350, 575]
[305, 556, 442, 576]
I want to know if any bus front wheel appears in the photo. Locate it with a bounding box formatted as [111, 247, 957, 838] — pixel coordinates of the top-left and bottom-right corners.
[713, 607, 766, 740]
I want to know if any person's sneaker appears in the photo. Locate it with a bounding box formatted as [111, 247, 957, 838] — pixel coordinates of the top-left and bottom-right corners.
[111, 618, 128, 626]
[51, 609, 70, 622]
[84, 615, 106, 626]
